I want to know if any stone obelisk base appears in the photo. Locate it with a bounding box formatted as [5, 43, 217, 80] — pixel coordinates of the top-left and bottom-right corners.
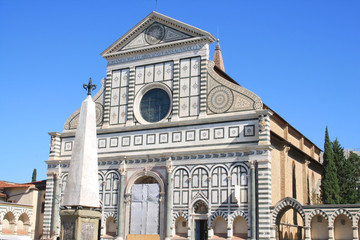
[60, 208, 101, 240]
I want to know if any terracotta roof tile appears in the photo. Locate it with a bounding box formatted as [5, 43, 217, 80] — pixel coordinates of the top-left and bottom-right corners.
[0, 181, 33, 189]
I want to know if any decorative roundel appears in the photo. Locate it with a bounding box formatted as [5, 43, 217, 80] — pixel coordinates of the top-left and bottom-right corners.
[208, 86, 234, 113]
[95, 103, 103, 126]
[145, 23, 165, 45]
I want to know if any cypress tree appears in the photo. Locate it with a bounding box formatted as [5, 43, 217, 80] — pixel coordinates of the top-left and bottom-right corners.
[348, 152, 360, 202]
[333, 139, 357, 203]
[32, 168, 37, 182]
[321, 127, 340, 204]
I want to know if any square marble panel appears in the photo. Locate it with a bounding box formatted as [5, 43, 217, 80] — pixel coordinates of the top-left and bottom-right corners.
[172, 132, 182, 142]
[64, 142, 72, 151]
[229, 126, 239, 138]
[185, 130, 195, 141]
[244, 125, 255, 137]
[98, 138, 106, 148]
[110, 137, 118, 148]
[146, 134, 156, 145]
[199, 129, 209, 140]
[214, 128, 224, 139]
[122, 136, 130, 147]
[134, 135, 143, 146]
[159, 133, 168, 144]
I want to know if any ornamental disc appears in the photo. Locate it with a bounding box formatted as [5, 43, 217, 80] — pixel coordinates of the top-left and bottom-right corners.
[145, 23, 165, 45]
[208, 86, 234, 113]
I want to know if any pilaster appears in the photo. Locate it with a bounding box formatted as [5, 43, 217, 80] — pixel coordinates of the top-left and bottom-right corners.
[165, 158, 173, 240]
[257, 152, 272, 239]
[116, 161, 126, 240]
[126, 67, 135, 125]
[199, 57, 207, 118]
[172, 60, 180, 120]
[249, 160, 257, 240]
[102, 70, 112, 127]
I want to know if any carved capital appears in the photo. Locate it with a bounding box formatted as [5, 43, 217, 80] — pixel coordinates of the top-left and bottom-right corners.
[166, 158, 173, 174]
[119, 161, 127, 176]
[249, 160, 257, 169]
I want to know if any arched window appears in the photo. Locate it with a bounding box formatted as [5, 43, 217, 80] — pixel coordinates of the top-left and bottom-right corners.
[104, 172, 119, 207]
[211, 167, 228, 204]
[99, 173, 104, 202]
[192, 168, 208, 188]
[231, 165, 248, 203]
[173, 168, 189, 205]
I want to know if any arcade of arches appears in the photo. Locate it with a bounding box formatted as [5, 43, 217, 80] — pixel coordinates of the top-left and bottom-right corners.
[272, 197, 360, 240]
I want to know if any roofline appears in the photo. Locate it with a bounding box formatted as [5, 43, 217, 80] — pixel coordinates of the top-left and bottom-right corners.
[264, 104, 322, 152]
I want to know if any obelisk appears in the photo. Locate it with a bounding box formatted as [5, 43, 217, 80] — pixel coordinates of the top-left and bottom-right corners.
[60, 78, 101, 240]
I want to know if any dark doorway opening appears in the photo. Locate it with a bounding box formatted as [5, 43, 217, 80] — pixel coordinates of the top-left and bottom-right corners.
[195, 220, 208, 240]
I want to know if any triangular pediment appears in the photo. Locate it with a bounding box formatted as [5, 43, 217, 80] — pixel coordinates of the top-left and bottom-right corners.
[122, 23, 191, 50]
[101, 11, 216, 59]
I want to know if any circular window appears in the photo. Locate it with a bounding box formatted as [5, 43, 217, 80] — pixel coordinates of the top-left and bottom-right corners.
[140, 88, 170, 122]
[134, 83, 172, 124]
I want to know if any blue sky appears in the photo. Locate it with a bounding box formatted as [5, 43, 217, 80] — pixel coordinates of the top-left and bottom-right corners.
[0, 0, 359, 183]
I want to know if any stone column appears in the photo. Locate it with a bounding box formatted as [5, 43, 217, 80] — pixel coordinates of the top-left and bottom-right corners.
[353, 226, 359, 240]
[117, 161, 126, 240]
[328, 227, 334, 240]
[165, 158, 173, 240]
[250, 160, 257, 240]
[304, 226, 310, 239]
[51, 172, 61, 238]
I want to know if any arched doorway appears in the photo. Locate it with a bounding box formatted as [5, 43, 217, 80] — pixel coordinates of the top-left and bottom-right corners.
[310, 214, 328, 240]
[233, 216, 248, 239]
[272, 198, 305, 240]
[193, 200, 208, 240]
[334, 214, 352, 240]
[129, 175, 160, 235]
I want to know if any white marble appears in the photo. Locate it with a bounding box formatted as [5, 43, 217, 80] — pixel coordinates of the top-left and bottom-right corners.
[62, 95, 100, 208]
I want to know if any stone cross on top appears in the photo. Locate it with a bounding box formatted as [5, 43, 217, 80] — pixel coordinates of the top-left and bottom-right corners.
[83, 77, 97, 96]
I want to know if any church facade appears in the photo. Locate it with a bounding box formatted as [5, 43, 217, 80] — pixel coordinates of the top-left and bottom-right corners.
[40, 12, 360, 240]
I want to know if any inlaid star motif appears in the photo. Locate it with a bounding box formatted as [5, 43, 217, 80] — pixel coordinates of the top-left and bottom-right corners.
[114, 77, 119, 81]
[192, 103, 197, 109]
[193, 63, 198, 69]
[182, 104, 187, 110]
[157, 70, 162, 75]
[112, 113, 117, 119]
[147, 71, 152, 77]
[166, 68, 171, 73]
[121, 112, 125, 117]
[182, 65, 188, 71]
[137, 73, 142, 78]
[122, 93, 126, 99]
[192, 83, 198, 89]
[182, 85, 188, 91]
[113, 95, 118, 100]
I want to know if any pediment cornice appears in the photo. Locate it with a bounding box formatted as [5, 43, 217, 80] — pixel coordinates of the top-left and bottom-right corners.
[101, 11, 216, 59]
